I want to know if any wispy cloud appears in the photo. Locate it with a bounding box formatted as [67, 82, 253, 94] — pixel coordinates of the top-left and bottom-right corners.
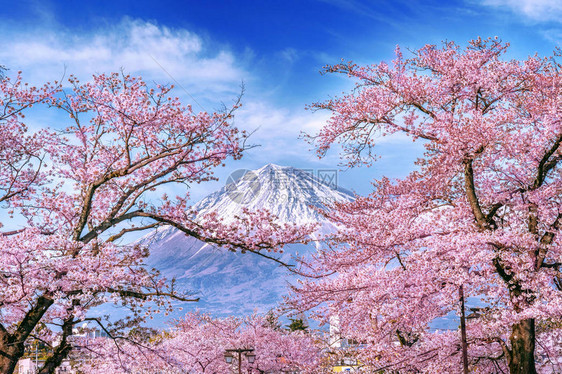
[236, 101, 330, 161]
[478, 0, 562, 22]
[316, 0, 388, 22]
[0, 16, 345, 187]
[0, 13, 417, 199]
[0, 18, 247, 103]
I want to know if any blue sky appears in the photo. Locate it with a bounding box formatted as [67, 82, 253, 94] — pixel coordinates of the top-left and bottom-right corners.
[2, 0, 562, 199]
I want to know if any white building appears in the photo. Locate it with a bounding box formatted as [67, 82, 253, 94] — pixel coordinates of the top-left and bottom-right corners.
[18, 358, 75, 374]
[18, 358, 37, 374]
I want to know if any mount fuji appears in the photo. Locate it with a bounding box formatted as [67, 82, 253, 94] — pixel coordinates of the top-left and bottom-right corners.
[141, 164, 354, 321]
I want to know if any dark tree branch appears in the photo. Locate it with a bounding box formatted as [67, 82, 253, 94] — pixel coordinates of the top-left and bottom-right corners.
[13, 296, 54, 347]
[532, 134, 562, 190]
[105, 288, 199, 302]
[107, 222, 162, 242]
[463, 156, 488, 229]
[38, 318, 74, 374]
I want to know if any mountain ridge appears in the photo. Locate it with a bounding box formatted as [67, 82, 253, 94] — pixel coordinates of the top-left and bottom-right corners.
[141, 163, 354, 321]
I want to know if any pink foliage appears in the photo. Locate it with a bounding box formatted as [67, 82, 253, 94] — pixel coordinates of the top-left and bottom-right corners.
[80, 313, 323, 373]
[0, 72, 313, 373]
[0, 72, 57, 207]
[293, 38, 562, 373]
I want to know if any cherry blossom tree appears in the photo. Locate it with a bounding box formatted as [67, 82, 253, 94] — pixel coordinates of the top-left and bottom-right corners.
[293, 38, 562, 373]
[79, 312, 323, 373]
[0, 72, 314, 374]
[0, 72, 57, 207]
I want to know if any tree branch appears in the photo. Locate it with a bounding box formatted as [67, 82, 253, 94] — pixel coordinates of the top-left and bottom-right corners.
[12, 296, 54, 347]
[38, 317, 74, 374]
[105, 288, 199, 302]
[463, 156, 488, 229]
[532, 133, 562, 190]
[107, 222, 162, 243]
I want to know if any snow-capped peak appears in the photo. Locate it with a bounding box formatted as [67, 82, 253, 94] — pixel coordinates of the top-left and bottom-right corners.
[137, 164, 354, 321]
[193, 164, 354, 225]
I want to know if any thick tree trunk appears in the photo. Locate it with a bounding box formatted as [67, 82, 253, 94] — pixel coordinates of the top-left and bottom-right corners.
[38, 318, 74, 374]
[0, 326, 73, 374]
[0, 340, 24, 374]
[38, 344, 72, 374]
[0, 296, 54, 374]
[508, 318, 536, 374]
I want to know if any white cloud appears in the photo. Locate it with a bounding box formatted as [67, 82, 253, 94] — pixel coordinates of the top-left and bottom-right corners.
[231, 100, 425, 171]
[479, 0, 562, 22]
[0, 16, 344, 173]
[0, 15, 413, 195]
[0, 18, 247, 103]
[235, 101, 330, 161]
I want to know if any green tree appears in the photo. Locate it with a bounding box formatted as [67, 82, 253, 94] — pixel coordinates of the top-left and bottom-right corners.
[288, 319, 307, 332]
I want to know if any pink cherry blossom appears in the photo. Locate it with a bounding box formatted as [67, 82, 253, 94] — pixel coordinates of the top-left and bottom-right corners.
[78, 312, 323, 373]
[293, 38, 562, 374]
[0, 72, 314, 374]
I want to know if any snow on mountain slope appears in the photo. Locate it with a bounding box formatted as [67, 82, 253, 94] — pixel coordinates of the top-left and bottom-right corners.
[194, 163, 354, 225]
[142, 164, 354, 321]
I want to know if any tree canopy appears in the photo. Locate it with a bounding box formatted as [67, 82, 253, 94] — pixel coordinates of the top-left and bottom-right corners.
[293, 38, 562, 374]
[0, 72, 313, 373]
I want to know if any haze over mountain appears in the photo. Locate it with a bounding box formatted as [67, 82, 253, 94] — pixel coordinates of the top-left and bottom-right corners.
[141, 164, 354, 322]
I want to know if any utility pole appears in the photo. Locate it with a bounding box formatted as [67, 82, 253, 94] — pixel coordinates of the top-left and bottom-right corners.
[34, 339, 38, 374]
[460, 285, 469, 374]
[238, 350, 241, 374]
